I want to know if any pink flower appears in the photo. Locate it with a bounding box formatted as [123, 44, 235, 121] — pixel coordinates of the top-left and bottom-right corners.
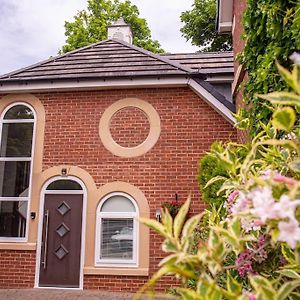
[290, 52, 300, 66]
[278, 219, 300, 248]
[248, 294, 257, 300]
[273, 174, 296, 186]
[241, 219, 261, 232]
[230, 192, 251, 215]
[228, 190, 239, 204]
[249, 187, 276, 223]
[273, 195, 300, 221]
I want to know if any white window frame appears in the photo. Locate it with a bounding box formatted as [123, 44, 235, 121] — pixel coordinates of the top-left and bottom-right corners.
[0, 102, 36, 242]
[95, 192, 139, 267]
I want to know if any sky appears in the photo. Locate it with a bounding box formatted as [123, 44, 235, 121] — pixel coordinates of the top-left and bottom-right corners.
[0, 0, 199, 75]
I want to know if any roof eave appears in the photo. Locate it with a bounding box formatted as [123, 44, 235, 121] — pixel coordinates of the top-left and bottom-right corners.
[0, 75, 190, 93]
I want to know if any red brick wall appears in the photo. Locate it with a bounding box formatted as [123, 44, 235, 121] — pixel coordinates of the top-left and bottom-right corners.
[0, 87, 237, 291]
[110, 106, 150, 147]
[233, 0, 247, 70]
[233, 0, 248, 143]
[0, 250, 35, 288]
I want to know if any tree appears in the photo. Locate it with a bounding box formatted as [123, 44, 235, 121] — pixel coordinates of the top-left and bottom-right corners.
[180, 0, 232, 52]
[60, 0, 164, 54]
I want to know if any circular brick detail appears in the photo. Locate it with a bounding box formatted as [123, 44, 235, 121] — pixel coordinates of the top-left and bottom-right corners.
[110, 107, 150, 148]
[99, 98, 161, 158]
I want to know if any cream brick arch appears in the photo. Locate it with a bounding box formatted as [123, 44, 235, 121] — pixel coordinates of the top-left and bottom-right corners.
[99, 98, 161, 158]
[86, 181, 150, 276]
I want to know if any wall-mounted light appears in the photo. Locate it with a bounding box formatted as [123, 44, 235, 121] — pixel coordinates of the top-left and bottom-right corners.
[61, 168, 67, 177]
[155, 208, 162, 222]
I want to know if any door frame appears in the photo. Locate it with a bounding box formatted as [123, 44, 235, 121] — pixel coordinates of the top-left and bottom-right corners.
[34, 175, 87, 289]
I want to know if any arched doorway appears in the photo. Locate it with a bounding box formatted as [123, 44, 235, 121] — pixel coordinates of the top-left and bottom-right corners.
[36, 177, 86, 289]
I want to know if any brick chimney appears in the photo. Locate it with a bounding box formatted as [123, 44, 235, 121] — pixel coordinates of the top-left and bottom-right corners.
[107, 17, 133, 44]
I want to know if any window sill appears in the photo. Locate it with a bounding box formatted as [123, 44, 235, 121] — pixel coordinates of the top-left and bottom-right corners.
[0, 242, 36, 250]
[84, 266, 149, 276]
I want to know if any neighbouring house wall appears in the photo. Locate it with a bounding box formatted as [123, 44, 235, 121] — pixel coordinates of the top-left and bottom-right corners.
[233, 0, 248, 142]
[0, 87, 236, 291]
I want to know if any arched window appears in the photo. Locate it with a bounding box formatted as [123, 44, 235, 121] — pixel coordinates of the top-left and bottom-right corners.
[95, 192, 138, 266]
[0, 103, 36, 241]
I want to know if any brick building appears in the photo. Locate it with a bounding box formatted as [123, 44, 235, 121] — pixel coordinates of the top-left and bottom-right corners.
[0, 20, 236, 291]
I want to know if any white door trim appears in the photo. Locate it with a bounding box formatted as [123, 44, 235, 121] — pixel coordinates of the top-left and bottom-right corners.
[34, 175, 87, 290]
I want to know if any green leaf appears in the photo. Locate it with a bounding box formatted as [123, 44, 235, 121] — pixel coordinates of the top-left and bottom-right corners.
[161, 240, 178, 253]
[162, 207, 173, 236]
[249, 275, 274, 290]
[281, 244, 296, 265]
[139, 217, 170, 239]
[208, 230, 220, 249]
[181, 213, 203, 251]
[227, 272, 242, 295]
[158, 253, 178, 267]
[174, 195, 191, 239]
[292, 65, 300, 94]
[276, 269, 300, 280]
[289, 159, 300, 172]
[230, 218, 241, 238]
[257, 92, 300, 107]
[203, 176, 227, 189]
[213, 226, 241, 252]
[276, 62, 298, 91]
[178, 288, 204, 300]
[277, 280, 300, 300]
[272, 107, 296, 132]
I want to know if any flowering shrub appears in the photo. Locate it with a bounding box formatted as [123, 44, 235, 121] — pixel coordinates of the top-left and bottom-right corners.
[136, 56, 300, 300]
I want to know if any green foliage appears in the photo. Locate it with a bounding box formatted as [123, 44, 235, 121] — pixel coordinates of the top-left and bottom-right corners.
[60, 0, 164, 54]
[180, 0, 232, 52]
[198, 142, 229, 209]
[240, 0, 300, 136]
[137, 63, 300, 299]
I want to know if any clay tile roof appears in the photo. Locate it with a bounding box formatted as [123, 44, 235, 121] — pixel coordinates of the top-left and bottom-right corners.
[0, 39, 192, 82]
[162, 51, 234, 74]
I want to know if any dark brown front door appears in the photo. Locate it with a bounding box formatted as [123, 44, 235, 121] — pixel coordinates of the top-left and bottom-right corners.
[39, 194, 83, 288]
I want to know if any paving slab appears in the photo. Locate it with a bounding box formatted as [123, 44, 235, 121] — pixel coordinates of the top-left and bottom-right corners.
[0, 289, 176, 300]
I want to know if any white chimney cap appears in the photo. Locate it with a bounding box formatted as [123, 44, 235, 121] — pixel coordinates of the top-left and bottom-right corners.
[107, 17, 133, 44]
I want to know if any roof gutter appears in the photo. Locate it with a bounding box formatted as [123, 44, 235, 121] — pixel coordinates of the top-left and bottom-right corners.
[0, 77, 189, 92]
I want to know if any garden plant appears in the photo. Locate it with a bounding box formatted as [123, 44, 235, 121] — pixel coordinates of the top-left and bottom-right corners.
[136, 56, 300, 299]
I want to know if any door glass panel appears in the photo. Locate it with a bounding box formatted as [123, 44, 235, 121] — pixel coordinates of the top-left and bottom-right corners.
[4, 105, 34, 119]
[0, 201, 27, 237]
[100, 218, 133, 260]
[56, 223, 70, 237]
[101, 195, 135, 212]
[47, 180, 82, 190]
[0, 123, 34, 157]
[57, 202, 71, 216]
[55, 244, 69, 260]
[0, 161, 30, 197]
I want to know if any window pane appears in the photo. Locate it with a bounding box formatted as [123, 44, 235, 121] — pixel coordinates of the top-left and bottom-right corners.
[0, 161, 30, 197]
[0, 123, 34, 157]
[46, 180, 82, 190]
[100, 219, 133, 260]
[0, 201, 27, 237]
[4, 105, 34, 119]
[101, 195, 135, 212]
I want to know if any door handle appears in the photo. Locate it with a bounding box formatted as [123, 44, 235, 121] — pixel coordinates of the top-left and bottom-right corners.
[41, 210, 49, 269]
